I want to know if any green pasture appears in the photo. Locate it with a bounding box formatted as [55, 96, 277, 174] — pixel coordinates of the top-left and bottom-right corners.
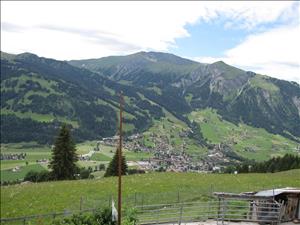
[0, 141, 154, 182]
[90, 153, 111, 161]
[1, 164, 46, 182]
[1, 169, 299, 218]
[188, 108, 299, 161]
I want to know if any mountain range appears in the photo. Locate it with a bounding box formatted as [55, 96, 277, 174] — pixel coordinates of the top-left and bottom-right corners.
[1, 51, 299, 160]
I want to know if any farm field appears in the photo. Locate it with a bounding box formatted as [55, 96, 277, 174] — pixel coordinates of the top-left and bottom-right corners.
[0, 141, 150, 182]
[1, 169, 300, 218]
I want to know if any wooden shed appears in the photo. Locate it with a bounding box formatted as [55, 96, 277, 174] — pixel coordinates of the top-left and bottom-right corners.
[214, 187, 300, 224]
[254, 187, 300, 222]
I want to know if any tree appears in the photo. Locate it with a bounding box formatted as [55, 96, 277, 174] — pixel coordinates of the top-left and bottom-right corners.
[49, 124, 78, 180]
[104, 148, 128, 177]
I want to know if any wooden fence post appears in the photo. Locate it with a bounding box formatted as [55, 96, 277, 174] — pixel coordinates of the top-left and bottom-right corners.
[178, 204, 183, 225]
[156, 209, 160, 224]
[207, 200, 211, 220]
[80, 196, 83, 211]
[141, 194, 144, 211]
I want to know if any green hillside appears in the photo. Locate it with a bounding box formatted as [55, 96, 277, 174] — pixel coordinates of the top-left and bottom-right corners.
[1, 51, 300, 167]
[1, 169, 300, 218]
[70, 51, 300, 140]
[1, 52, 166, 143]
[69, 51, 201, 81]
[188, 108, 299, 161]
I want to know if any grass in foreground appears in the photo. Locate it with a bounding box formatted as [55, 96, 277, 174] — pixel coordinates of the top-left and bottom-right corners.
[1, 169, 299, 218]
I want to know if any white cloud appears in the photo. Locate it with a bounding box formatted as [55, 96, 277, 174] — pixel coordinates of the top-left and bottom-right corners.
[1, 1, 299, 82]
[1, 1, 296, 58]
[194, 25, 300, 83]
[1, 1, 200, 59]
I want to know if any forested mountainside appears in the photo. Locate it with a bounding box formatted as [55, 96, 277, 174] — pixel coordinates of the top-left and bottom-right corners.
[1, 51, 300, 146]
[1, 52, 165, 143]
[70, 51, 300, 141]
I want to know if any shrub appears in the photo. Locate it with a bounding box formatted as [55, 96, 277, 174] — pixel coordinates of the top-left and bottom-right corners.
[24, 170, 51, 182]
[51, 207, 137, 225]
[94, 208, 116, 225]
[37, 170, 51, 182]
[127, 169, 145, 175]
[99, 164, 106, 171]
[52, 213, 95, 225]
[52, 208, 116, 225]
[79, 168, 91, 179]
[124, 207, 138, 225]
[24, 171, 39, 182]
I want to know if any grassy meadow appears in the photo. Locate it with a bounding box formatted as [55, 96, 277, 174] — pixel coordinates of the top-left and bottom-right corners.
[1, 169, 300, 218]
[188, 108, 299, 161]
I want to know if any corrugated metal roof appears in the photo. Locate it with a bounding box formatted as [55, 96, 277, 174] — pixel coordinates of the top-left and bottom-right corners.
[255, 187, 300, 197]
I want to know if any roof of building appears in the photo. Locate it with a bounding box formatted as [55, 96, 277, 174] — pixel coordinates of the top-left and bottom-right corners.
[214, 192, 272, 200]
[214, 188, 300, 200]
[255, 187, 300, 197]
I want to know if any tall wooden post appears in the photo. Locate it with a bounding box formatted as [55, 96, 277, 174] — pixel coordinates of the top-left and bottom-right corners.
[118, 92, 124, 225]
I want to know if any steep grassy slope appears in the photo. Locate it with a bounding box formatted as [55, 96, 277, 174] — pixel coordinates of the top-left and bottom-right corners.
[70, 52, 300, 139]
[1, 169, 300, 218]
[69, 51, 201, 84]
[188, 108, 299, 161]
[227, 75, 300, 141]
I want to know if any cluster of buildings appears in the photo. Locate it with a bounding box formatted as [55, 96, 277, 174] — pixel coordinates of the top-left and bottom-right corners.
[95, 132, 241, 173]
[0, 153, 26, 160]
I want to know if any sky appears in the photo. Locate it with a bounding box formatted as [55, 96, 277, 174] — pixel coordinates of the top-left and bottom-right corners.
[1, 1, 299, 83]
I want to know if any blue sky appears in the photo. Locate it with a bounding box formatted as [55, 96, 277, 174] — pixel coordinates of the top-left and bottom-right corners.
[170, 20, 249, 58]
[1, 1, 299, 83]
[169, 2, 299, 64]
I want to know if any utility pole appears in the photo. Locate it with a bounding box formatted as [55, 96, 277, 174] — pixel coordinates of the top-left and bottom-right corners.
[118, 92, 124, 225]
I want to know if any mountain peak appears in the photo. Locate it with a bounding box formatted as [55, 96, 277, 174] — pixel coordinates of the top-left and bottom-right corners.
[130, 51, 199, 65]
[15, 52, 40, 61]
[212, 60, 227, 65]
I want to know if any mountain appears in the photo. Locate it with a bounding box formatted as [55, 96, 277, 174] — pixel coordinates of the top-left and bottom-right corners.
[1, 52, 165, 143]
[69, 51, 201, 84]
[1, 51, 299, 159]
[70, 51, 300, 141]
